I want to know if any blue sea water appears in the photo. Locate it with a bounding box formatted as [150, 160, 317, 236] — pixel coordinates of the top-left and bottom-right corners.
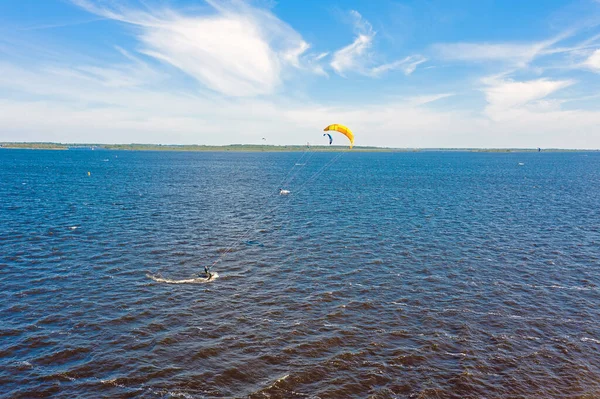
[1, 149, 599, 398]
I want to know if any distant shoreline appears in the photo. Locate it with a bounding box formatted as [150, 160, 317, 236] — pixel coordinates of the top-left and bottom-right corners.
[0, 143, 597, 152]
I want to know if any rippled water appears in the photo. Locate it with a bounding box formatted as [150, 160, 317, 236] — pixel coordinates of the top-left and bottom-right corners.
[1, 149, 599, 398]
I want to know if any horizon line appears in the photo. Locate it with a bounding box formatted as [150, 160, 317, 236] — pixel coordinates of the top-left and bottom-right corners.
[1, 142, 598, 151]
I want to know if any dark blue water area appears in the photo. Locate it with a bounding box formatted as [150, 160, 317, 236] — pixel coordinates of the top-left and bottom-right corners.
[1, 149, 599, 398]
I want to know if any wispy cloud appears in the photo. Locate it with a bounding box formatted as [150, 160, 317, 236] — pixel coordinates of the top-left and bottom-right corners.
[433, 32, 572, 68]
[331, 10, 426, 77]
[482, 76, 574, 120]
[370, 55, 427, 76]
[282, 41, 310, 68]
[582, 49, 600, 72]
[70, 47, 164, 88]
[18, 17, 106, 31]
[304, 52, 329, 76]
[435, 42, 542, 66]
[71, 0, 320, 97]
[330, 10, 375, 76]
[404, 93, 455, 106]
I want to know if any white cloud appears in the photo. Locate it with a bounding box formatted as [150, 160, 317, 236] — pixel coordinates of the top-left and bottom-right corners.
[583, 49, 600, 72]
[330, 10, 426, 77]
[0, 59, 453, 145]
[330, 34, 373, 76]
[347, 9, 373, 35]
[404, 93, 454, 106]
[435, 42, 544, 66]
[300, 52, 329, 76]
[482, 76, 574, 120]
[71, 0, 320, 97]
[2, 59, 600, 149]
[282, 41, 310, 68]
[433, 32, 572, 68]
[67, 48, 164, 88]
[330, 11, 375, 76]
[138, 17, 282, 96]
[370, 55, 427, 76]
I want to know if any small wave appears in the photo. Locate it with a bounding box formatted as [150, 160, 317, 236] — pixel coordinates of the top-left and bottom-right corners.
[581, 337, 600, 344]
[147, 272, 219, 284]
[13, 361, 33, 371]
[265, 374, 289, 390]
[251, 374, 291, 397]
[167, 392, 193, 399]
[522, 283, 596, 291]
[444, 352, 467, 357]
[58, 372, 76, 381]
[101, 378, 126, 388]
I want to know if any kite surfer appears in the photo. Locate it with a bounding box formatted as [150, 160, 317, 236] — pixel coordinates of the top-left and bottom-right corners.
[203, 265, 212, 280]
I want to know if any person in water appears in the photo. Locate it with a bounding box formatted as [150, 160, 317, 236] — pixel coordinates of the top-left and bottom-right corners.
[203, 265, 212, 280]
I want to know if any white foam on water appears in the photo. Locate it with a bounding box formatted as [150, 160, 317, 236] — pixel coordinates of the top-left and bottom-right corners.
[581, 337, 600, 344]
[526, 283, 595, 291]
[15, 361, 33, 369]
[166, 391, 194, 399]
[260, 374, 290, 392]
[101, 378, 125, 388]
[60, 372, 76, 381]
[147, 272, 219, 284]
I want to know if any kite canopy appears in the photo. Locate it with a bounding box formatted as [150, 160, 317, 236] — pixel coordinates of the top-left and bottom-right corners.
[323, 124, 354, 149]
[323, 133, 333, 145]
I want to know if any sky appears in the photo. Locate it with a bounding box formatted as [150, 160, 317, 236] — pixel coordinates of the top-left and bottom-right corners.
[1, 0, 600, 148]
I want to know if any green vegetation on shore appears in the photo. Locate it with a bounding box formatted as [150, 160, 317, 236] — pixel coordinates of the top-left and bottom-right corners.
[0, 142, 596, 152]
[0, 142, 396, 152]
[0, 142, 69, 150]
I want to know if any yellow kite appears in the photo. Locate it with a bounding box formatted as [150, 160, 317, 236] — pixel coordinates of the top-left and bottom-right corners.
[323, 124, 354, 149]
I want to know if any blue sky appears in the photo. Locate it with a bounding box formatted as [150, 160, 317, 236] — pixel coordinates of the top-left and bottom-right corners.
[1, 0, 600, 148]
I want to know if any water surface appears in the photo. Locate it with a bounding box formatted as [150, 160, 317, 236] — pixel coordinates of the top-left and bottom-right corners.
[1, 149, 599, 398]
